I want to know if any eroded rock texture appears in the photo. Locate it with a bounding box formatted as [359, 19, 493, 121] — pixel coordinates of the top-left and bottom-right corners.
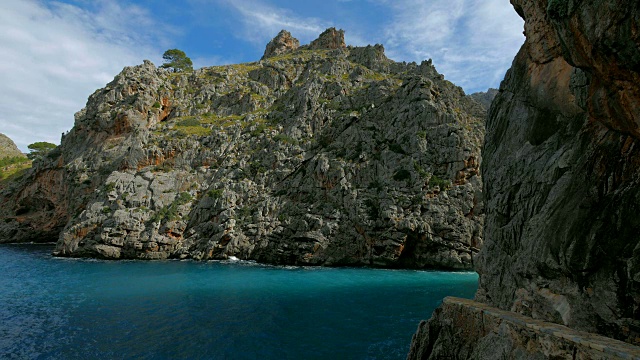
[0, 29, 485, 269]
[408, 297, 640, 360]
[409, 0, 640, 355]
[262, 30, 300, 60]
[307, 27, 346, 50]
[477, 0, 640, 344]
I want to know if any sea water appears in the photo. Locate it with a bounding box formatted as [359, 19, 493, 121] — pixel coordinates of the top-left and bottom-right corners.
[0, 244, 478, 359]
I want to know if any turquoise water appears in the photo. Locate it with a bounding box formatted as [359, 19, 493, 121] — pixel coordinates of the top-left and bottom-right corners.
[0, 244, 478, 359]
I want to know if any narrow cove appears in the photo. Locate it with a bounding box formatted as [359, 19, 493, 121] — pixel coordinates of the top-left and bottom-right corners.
[0, 244, 477, 359]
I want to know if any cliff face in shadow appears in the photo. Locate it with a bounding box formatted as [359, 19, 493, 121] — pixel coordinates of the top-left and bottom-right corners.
[478, 0, 639, 343]
[408, 0, 639, 356]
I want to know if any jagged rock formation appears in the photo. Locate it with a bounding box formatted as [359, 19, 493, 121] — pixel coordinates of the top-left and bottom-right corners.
[467, 88, 498, 111]
[262, 30, 300, 60]
[307, 27, 346, 50]
[0, 29, 485, 269]
[409, 0, 640, 354]
[0, 134, 24, 159]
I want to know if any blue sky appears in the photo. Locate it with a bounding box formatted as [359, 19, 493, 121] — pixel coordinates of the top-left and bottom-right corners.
[0, 0, 524, 151]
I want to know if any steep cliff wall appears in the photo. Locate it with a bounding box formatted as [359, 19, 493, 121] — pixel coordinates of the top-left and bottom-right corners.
[409, 0, 640, 353]
[0, 29, 486, 269]
[478, 0, 640, 344]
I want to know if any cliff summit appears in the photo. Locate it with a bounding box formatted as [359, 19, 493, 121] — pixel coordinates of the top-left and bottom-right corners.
[308, 27, 346, 50]
[262, 30, 300, 60]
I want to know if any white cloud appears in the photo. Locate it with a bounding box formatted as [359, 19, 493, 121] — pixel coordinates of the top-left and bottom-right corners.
[218, 0, 331, 45]
[0, 0, 165, 152]
[377, 0, 524, 93]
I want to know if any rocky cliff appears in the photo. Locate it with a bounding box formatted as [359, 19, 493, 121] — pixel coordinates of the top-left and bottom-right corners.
[0, 134, 24, 159]
[0, 134, 30, 184]
[0, 29, 485, 269]
[409, 0, 640, 355]
[467, 89, 498, 111]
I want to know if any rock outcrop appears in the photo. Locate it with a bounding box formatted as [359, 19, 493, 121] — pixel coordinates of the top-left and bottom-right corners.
[409, 0, 640, 354]
[262, 30, 300, 60]
[467, 88, 498, 111]
[408, 297, 640, 359]
[308, 27, 346, 50]
[0, 134, 24, 159]
[0, 28, 485, 269]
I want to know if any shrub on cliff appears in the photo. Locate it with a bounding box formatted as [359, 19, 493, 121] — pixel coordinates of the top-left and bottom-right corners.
[27, 142, 56, 160]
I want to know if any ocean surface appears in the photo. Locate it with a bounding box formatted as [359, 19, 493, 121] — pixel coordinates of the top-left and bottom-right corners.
[0, 244, 478, 359]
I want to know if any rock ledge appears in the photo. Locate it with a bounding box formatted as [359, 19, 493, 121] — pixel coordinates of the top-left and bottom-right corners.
[408, 297, 640, 359]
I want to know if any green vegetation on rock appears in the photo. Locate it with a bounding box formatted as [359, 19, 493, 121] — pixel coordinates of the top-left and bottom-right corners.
[26, 142, 56, 160]
[0, 156, 31, 181]
[151, 192, 193, 223]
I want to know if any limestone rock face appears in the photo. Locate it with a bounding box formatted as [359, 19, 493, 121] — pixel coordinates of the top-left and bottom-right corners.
[308, 27, 346, 50]
[476, 0, 640, 344]
[0, 134, 24, 159]
[408, 297, 640, 360]
[262, 30, 300, 60]
[467, 88, 498, 111]
[0, 29, 485, 269]
[408, 0, 640, 354]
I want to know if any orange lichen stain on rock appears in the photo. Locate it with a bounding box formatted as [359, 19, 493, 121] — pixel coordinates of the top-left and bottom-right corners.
[219, 234, 232, 247]
[159, 97, 171, 121]
[74, 224, 98, 239]
[14, 215, 28, 223]
[136, 151, 176, 170]
[166, 229, 182, 239]
[528, 57, 582, 118]
[18, 169, 65, 207]
[464, 156, 477, 169]
[136, 157, 163, 170]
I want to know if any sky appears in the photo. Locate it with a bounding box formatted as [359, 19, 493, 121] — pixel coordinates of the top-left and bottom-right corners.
[0, 0, 524, 152]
